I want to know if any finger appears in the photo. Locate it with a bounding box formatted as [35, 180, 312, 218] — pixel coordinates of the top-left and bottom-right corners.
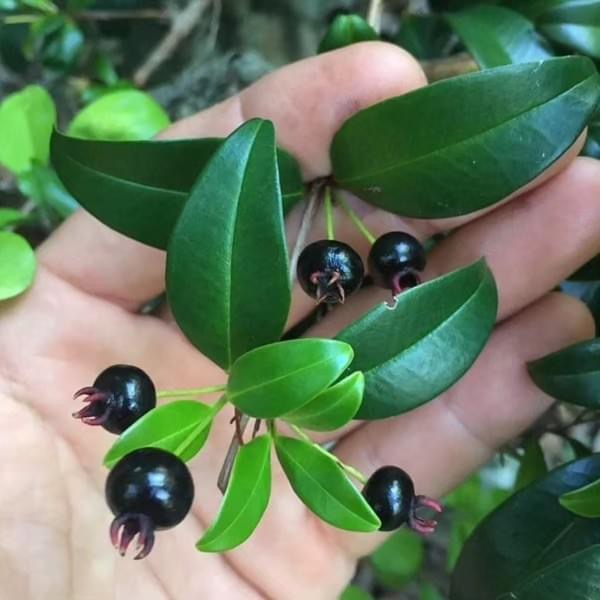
[38, 42, 426, 311]
[330, 292, 595, 559]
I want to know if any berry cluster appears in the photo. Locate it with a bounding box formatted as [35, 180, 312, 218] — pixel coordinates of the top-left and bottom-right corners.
[296, 231, 426, 305]
[74, 365, 441, 559]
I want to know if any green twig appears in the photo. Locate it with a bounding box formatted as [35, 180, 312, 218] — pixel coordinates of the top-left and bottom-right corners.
[324, 187, 335, 241]
[336, 195, 376, 245]
[157, 384, 227, 399]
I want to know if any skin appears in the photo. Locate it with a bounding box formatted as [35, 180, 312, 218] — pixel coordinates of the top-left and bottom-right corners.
[0, 42, 599, 599]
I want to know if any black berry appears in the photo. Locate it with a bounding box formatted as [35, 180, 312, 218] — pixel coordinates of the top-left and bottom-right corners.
[72, 365, 156, 434]
[106, 448, 194, 559]
[297, 240, 364, 304]
[368, 232, 426, 297]
[362, 466, 442, 533]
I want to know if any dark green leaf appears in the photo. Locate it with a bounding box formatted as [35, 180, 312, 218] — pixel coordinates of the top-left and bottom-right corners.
[0, 208, 26, 229]
[103, 400, 214, 468]
[539, 2, 600, 60]
[420, 583, 444, 600]
[371, 529, 424, 588]
[318, 14, 378, 54]
[504, 0, 569, 20]
[337, 260, 497, 419]
[450, 455, 600, 600]
[50, 130, 303, 249]
[528, 338, 600, 408]
[228, 339, 354, 419]
[560, 475, 600, 517]
[274, 435, 380, 532]
[27, 15, 83, 71]
[68, 90, 170, 141]
[331, 57, 600, 218]
[446, 6, 553, 69]
[0, 232, 36, 300]
[166, 119, 290, 369]
[197, 435, 271, 552]
[283, 372, 364, 431]
[583, 106, 600, 159]
[339, 586, 373, 600]
[396, 14, 452, 60]
[515, 437, 548, 490]
[570, 255, 600, 281]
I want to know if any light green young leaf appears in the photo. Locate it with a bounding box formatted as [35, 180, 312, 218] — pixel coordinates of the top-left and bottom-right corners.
[0, 232, 36, 301]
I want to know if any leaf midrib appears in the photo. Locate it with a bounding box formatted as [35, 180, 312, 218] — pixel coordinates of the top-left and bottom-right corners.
[338, 73, 596, 185]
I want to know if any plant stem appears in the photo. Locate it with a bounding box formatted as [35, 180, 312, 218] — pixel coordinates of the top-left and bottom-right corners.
[2, 9, 167, 24]
[218, 414, 249, 493]
[324, 186, 335, 241]
[157, 384, 227, 399]
[289, 424, 368, 485]
[367, 0, 383, 33]
[336, 195, 376, 245]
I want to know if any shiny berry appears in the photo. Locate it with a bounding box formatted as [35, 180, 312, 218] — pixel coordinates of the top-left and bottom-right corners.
[362, 466, 442, 533]
[297, 240, 364, 304]
[368, 232, 426, 297]
[106, 448, 194, 559]
[72, 365, 156, 434]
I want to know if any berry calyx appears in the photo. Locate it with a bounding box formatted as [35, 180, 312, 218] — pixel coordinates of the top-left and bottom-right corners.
[106, 448, 194, 559]
[362, 466, 442, 533]
[72, 365, 156, 434]
[297, 240, 364, 305]
[368, 232, 426, 297]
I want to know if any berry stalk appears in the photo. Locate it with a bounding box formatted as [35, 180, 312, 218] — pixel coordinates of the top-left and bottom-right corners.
[336, 195, 376, 245]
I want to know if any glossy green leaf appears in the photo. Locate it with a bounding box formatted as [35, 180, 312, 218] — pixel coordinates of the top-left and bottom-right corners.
[450, 455, 600, 600]
[197, 435, 271, 552]
[446, 6, 553, 69]
[283, 372, 364, 431]
[0, 209, 26, 229]
[103, 400, 214, 468]
[560, 476, 600, 518]
[228, 339, 354, 419]
[528, 338, 600, 408]
[539, 2, 600, 60]
[570, 255, 600, 281]
[583, 108, 600, 158]
[331, 56, 600, 218]
[318, 14, 378, 54]
[68, 90, 170, 141]
[337, 260, 497, 419]
[275, 435, 380, 532]
[50, 130, 303, 249]
[371, 529, 424, 588]
[396, 14, 452, 59]
[0, 85, 55, 175]
[0, 232, 36, 301]
[515, 437, 548, 490]
[167, 119, 290, 369]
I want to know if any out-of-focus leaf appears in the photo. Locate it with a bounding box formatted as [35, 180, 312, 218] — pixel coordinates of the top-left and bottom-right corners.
[0, 232, 36, 300]
[371, 529, 424, 588]
[396, 14, 452, 59]
[318, 14, 378, 53]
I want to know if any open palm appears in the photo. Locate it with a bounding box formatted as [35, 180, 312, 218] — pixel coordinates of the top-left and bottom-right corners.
[1, 43, 599, 600]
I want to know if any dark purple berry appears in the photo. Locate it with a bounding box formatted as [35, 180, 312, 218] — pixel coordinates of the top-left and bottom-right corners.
[106, 448, 194, 559]
[297, 240, 364, 305]
[72, 365, 156, 434]
[368, 232, 426, 297]
[362, 466, 442, 533]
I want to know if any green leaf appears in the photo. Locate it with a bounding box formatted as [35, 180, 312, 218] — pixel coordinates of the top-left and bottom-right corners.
[103, 400, 214, 468]
[396, 14, 452, 59]
[50, 130, 303, 249]
[504, 0, 569, 20]
[570, 255, 600, 281]
[0, 85, 55, 175]
[0, 209, 26, 229]
[68, 90, 170, 141]
[197, 435, 271, 552]
[528, 338, 600, 408]
[283, 372, 364, 431]
[339, 586, 373, 600]
[539, 2, 600, 60]
[331, 56, 600, 218]
[446, 6, 553, 69]
[515, 437, 548, 491]
[166, 119, 291, 369]
[274, 435, 380, 532]
[318, 14, 378, 54]
[560, 476, 600, 518]
[371, 529, 424, 588]
[0, 232, 36, 301]
[27, 15, 84, 71]
[228, 339, 354, 419]
[337, 260, 497, 419]
[22, 0, 57, 13]
[420, 583, 444, 600]
[583, 108, 600, 158]
[450, 455, 600, 600]
[18, 163, 78, 219]
[430, 0, 498, 11]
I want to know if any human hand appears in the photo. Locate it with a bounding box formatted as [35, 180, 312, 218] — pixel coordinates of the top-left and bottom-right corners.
[0, 42, 598, 600]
